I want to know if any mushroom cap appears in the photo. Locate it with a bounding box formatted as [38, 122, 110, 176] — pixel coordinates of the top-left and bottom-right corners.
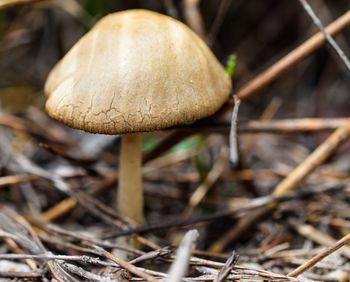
[45, 9, 232, 134]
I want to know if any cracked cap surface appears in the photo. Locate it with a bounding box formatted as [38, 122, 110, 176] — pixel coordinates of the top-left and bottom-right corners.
[45, 9, 232, 134]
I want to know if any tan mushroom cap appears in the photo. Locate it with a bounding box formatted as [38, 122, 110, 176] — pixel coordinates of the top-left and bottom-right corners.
[45, 9, 232, 134]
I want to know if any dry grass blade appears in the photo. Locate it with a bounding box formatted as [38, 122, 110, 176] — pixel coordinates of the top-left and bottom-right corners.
[190, 257, 303, 281]
[0, 270, 42, 279]
[239, 118, 350, 133]
[183, 0, 206, 40]
[166, 230, 199, 282]
[210, 123, 350, 252]
[235, 10, 350, 100]
[214, 251, 239, 282]
[291, 223, 350, 259]
[128, 247, 171, 265]
[273, 124, 350, 196]
[207, 0, 232, 45]
[288, 232, 350, 277]
[42, 134, 195, 223]
[298, 0, 350, 71]
[229, 96, 241, 166]
[41, 173, 118, 222]
[102, 184, 344, 239]
[94, 247, 159, 282]
[182, 146, 228, 218]
[0, 207, 78, 281]
[60, 262, 115, 282]
[0, 175, 40, 188]
[189, 117, 350, 133]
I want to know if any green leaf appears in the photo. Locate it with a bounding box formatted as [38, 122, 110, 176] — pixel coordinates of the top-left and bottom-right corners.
[142, 133, 159, 153]
[225, 54, 237, 78]
[171, 134, 203, 153]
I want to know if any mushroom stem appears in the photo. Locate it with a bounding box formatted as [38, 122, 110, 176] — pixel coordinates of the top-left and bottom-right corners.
[118, 133, 144, 225]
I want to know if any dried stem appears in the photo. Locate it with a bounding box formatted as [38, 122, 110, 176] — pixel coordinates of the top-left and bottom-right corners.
[298, 0, 350, 71]
[183, 0, 207, 40]
[208, 0, 232, 46]
[166, 230, 199, 282]
[288, 232, 350, 277]
[235, 10, 350, 100]
[96, 247, 159, 282]
[214, 251, 239, 282]
[182, 146, 228, 218]
[210, 123, 350, 252]
[229, 96, 241, 166]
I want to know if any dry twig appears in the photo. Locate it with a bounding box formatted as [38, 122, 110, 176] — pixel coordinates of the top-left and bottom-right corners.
[298, 0, 350, 71]
[234, 10, 350, 100]
[288, 232, 350, 277]
[182, 146, 229, 218]
[210, 123, 350, 252]
[207, 0, 232, 46]
[291, 223, 350, 259]
[166, 230, 199, 282]
[182, 0, 206, 40]
[94, 246, 159, 282]
[229, 96, 241, 166]
[0, 175, 40, 188]
[214, 251, 239, 282]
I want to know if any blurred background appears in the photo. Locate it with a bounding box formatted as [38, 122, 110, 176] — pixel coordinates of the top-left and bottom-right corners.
[1, 0, 349, 119]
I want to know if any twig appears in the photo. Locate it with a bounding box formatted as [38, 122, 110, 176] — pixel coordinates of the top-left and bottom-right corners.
[229, 96, 241, 166]
[238, 118, 350, 133]
[41, 223, 144, 256]
[94, 247, 159, 282]
[102, 184, 344, 239]
[0, 253, 115, 267]
[166, 230, 199, 282]
[185, 117, 350, 133]
[11, 153, 160, 251]
[207, 0, 232, 46]
[60, 262, 115, 282]
[288, 232, 350, 277]
[0, 207, 76, 281]
[183, 0, 207, 40]
[273, 124, 350, 196]
[234, 10, 350, 100]
[0, 175, 40, 188]
[189, 256, 303, 281]
[298, 0, 350, 72]
[41, 117, 349, 223]
[42, 173, 118, 222]
[291, 223, 350, 259]
[209, 123, 350, 252]
[214, 251, 239, 282]
[182, 146, 229, 218]
[42, 131, 192, 222]
[128, 247, 172, 265]
[0, 270, 42, 278]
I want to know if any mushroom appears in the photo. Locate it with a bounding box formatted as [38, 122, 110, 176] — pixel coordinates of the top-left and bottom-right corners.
[44, 9, 232, 225]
